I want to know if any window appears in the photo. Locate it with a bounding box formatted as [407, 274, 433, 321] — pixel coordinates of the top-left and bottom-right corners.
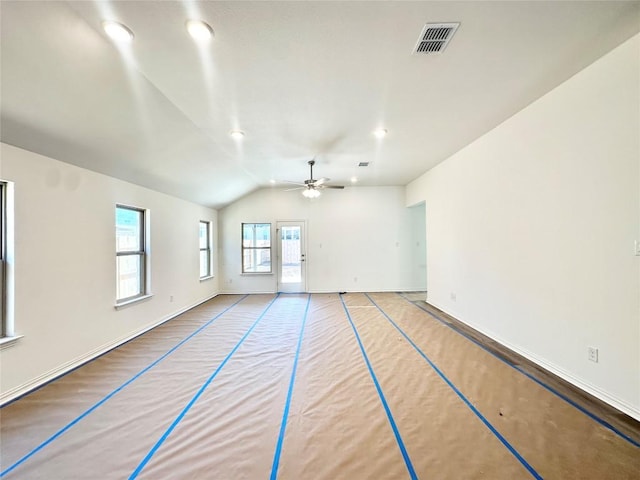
[0, 180, 17, 343]
[0, 182, 6, 336]
[116, 205, 147, 303]
[199, 220, 212, 278]
[242, 223, 271, 273]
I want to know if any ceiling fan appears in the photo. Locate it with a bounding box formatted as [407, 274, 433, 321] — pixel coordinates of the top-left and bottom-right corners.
[283, 160, 345, 198]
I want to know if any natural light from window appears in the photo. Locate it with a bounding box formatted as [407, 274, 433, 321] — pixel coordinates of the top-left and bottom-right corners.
[116, 206, 145, 301]
[242, 223, 271, 273]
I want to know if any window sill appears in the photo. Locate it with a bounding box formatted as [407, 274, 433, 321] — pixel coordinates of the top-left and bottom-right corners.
[241, 272, 273, 276]
[114, 294, 154, 310]
[199, 275, 215, 282]
[0, 335, 24, 350]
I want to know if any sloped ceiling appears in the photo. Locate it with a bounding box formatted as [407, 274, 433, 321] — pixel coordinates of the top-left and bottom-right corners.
[1, 1, 639, 208]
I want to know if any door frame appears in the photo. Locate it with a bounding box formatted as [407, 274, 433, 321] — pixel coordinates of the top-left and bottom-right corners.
[276, 220, 307, 293]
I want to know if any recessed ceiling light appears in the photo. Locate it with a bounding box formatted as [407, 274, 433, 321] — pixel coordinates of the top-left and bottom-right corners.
[230, 130, 245, 139]
[186, 20, 214, 42]
[102, 21, 134, 43]
[351, 176, 358, 183]
[269, 179, 276, 185]
[373, 128, 387, 139]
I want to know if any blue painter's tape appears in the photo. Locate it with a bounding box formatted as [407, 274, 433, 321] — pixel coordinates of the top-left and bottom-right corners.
[269, 293, 311, 480]
[129, 293, 281, 479]
[402, 296, 640, 450]
[367, 293, 542, 479]
[0, 295, 249, 479]
[339, 294, 418, 480]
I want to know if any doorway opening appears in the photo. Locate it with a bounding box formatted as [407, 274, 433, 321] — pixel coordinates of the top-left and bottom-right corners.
[277, 221, 306, 293]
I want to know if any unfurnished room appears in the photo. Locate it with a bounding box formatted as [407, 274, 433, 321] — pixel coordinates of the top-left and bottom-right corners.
[0, 1, 639, 478]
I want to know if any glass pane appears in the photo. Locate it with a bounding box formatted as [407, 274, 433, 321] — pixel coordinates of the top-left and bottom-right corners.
[242, 224, 252, 247]
[116, 207, 142, 252]
[0, 183, 4, 259]
[0, 183, 4, 335]
[117, 254, 142, 300]
[243, 248, 271, 273]
[242, 223, 270, 248]
[280, 226, 301, 283]
[199, 221, 209, 249]
[200, 250, 210, 278]
[255, 223, 270, 247]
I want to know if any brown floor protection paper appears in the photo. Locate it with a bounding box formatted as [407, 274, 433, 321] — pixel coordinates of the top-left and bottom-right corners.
[365, 292, 640, 479]
[0, 293, 638, 479]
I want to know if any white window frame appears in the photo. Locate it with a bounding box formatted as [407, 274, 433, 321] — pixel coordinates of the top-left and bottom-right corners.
[1, 182, 6, 337]
[0, 180, 19, 348]
[115, 204, 152, 307]
[241, 223, 272, 274]
[199, 220, 213, 280]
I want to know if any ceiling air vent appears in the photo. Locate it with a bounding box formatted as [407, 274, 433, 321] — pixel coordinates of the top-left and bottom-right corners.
[358, 162, 369, 167]
[413, 23, 459, 54]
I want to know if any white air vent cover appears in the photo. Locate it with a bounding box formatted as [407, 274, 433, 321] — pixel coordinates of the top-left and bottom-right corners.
[413, 23, 459, 54]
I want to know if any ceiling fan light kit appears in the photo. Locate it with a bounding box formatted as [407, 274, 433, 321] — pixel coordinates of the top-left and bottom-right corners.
[302, 188, 321, 198]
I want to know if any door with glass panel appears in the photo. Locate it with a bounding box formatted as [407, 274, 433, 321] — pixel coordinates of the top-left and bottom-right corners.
[277, 221, 306, 293]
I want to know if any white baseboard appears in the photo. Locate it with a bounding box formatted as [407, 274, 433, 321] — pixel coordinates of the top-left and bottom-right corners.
[428, 301, 640, 422]
[220, 288, 427, 295]
[0, 293, 219, 406]
[512, 344, 640, 422]
[307, 288, 426, 294]
[220, 289, 275, 295]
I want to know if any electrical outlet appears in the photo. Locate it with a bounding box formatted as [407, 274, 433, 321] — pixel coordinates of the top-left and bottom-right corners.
[353, 277, 358, 283]
[169, 295, 174, 303]
[635, 240, 640, 256]
[588, 347, 598, 363]
[450, 292, 457, 302]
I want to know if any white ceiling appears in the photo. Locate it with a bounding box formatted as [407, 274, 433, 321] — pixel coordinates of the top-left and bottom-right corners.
[1, 1, 639, 208]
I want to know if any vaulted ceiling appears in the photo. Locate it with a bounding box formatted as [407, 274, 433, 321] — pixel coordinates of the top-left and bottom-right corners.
[1, 1, 638, 208]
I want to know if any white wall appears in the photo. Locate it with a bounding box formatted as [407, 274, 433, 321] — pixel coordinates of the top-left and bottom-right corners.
[407, 35, 640, 419]
[219, 186, 426, 294]
[0, 143, 219, 402]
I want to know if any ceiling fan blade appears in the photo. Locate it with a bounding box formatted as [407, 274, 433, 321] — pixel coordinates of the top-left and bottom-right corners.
[285, 160, 341, 193]
[314, 177, 330, 186]
[280, 180, 307, 186]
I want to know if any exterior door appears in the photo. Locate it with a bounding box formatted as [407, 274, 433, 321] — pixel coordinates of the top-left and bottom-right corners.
[277, 221, 306, 293]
